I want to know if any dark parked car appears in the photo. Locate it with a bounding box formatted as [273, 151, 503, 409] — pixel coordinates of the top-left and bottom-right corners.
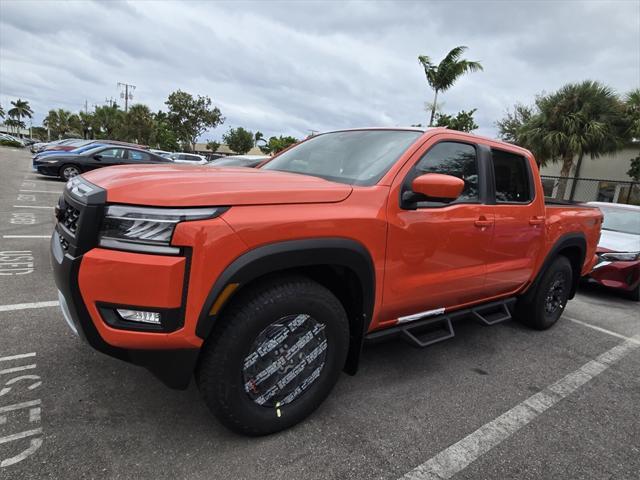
[34, 145, 173, 180]
[33, 143, 108, 160]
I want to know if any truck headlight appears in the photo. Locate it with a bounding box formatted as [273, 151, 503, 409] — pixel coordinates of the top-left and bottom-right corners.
[600, 252, 640, 262]
[66, 176, 97, 199]
[99, 205, 226, 254]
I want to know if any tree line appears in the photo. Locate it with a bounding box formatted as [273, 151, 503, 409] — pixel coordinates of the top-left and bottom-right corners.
[0, 90, 299, 155]
[41, 90, 226, 153]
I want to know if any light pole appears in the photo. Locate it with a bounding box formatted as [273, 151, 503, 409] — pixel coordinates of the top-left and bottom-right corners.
[117, 82, 136, 112]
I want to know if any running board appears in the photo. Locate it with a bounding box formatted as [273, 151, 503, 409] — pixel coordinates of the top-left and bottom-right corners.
[471, 300, 513, 326]
[365, 298, 516, 348]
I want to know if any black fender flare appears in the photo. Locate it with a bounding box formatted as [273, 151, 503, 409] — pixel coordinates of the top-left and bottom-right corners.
[195, 238, 376, 370]
[524, 232, 587, 300]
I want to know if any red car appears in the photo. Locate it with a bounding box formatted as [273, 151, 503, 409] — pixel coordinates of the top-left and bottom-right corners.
[587, 202, 640, 300]
[41, 138, 88, 152]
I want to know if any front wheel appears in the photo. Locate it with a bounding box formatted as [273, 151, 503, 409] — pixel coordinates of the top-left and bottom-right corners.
[196, 276, 349, 435]
[516, 256, 573, 330]
[59, 164, 80, 181]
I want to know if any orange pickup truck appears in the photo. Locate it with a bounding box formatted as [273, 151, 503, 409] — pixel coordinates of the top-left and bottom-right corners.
[51, 128, 602, 435]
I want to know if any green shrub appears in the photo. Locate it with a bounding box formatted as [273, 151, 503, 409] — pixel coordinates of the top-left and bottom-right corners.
[0, 139, 24, 148]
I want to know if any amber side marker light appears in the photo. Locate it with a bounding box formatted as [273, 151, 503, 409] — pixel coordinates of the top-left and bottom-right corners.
[209, 283, 239, 315]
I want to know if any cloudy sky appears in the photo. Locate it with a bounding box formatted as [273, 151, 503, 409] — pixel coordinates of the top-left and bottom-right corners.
[1, 0, 639, 140]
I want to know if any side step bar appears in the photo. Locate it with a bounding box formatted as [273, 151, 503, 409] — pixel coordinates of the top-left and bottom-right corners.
[365, 298, 517, 348]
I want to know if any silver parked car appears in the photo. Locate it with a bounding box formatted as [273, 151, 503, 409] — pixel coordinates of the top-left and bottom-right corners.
[169, 153, 208, 165]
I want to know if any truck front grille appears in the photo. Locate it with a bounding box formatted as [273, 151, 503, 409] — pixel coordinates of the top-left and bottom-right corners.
[54, 184, 106, 257]
[61, 204, 81, 235]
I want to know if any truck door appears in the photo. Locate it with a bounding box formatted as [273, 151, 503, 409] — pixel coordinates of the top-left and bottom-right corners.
[483, 148, 545, 296]
[382, 137, 494, 322]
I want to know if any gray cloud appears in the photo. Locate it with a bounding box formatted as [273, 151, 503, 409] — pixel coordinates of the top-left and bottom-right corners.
[1, 0, 638, 140]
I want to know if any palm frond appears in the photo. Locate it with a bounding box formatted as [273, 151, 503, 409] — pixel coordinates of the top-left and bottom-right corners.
[440, 46, 468, 65]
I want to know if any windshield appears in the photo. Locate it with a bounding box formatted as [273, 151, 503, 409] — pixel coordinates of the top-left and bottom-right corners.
[599, 206, 640, 235]
[261, 130, 422, 185]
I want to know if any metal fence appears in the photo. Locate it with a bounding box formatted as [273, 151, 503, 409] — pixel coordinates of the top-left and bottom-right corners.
[540, 175, 640, 206]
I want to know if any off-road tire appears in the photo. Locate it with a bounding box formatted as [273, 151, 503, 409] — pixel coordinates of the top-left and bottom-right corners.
[516, 256, 573, 330]
[59, 164, 80, 181]
[196, 276, 349, 436]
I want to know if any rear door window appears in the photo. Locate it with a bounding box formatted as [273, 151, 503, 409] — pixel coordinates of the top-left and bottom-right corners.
[100, 148, 126, 159]
[129, 150, 152, 162]
[492, 149, 532, 203]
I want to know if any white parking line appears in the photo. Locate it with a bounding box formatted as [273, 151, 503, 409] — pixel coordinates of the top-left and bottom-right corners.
[3, 235, 51, 239]
[0, 301, 59, 313]
[19, 190, 61, 194]
[399, 335, 640, 480]
[0, 353, 36, 362]
[565, 315, 640, 345]
[0, 428, 43, 445]
[0, 365, 36, 375]
[0, 399, 41, 414]
[12, 205, 54, 209]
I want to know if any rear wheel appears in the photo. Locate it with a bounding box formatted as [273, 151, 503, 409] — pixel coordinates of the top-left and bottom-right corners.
[196, 276, 349, 435]
[59, 164, 80, 181]
[516, 256, 573, 330]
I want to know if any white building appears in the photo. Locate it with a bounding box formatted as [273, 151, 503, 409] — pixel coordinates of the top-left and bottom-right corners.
[538, 145, 639, 204]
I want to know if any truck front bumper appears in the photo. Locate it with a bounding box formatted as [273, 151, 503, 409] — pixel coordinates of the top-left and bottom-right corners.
[51, 232, 199, 389]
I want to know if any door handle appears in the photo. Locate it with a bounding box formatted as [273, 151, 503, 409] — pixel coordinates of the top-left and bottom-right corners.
[474, 216, 493, 228]
[529, 216, 545, 226]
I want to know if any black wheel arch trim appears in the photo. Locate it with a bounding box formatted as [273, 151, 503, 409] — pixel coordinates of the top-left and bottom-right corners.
[523, 232, 587, 300]
[195, 237, 376, 374]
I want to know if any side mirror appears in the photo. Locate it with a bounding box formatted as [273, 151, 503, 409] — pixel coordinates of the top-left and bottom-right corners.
[93, 154, 102, 161]
[403, 173, 465, 208]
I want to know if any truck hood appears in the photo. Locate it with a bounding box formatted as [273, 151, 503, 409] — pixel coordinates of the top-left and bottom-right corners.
[82, 164, 353, 207]
[599, 229, 640, 253]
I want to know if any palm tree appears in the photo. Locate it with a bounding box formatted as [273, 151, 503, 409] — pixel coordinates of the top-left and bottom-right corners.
[518, 81, 628, 199]
[5, 118, 24, 135]
[43, 109, 59, 139]
[122, 104, 155, 143]
[625, 88, 640, 139]
[254, 130, 265, 147]
[8, 99, 33, 137]
[77, 111, 95, 139]
[43, 109, 77, 139]
[418, 46, 483, 127]
[92, 105, 123, 139]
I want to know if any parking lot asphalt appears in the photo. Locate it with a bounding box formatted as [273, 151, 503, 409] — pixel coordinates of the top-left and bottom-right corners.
[0, 146, 638, 479]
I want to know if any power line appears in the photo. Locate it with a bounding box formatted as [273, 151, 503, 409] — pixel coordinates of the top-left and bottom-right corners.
[117, 82, 136, 112]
